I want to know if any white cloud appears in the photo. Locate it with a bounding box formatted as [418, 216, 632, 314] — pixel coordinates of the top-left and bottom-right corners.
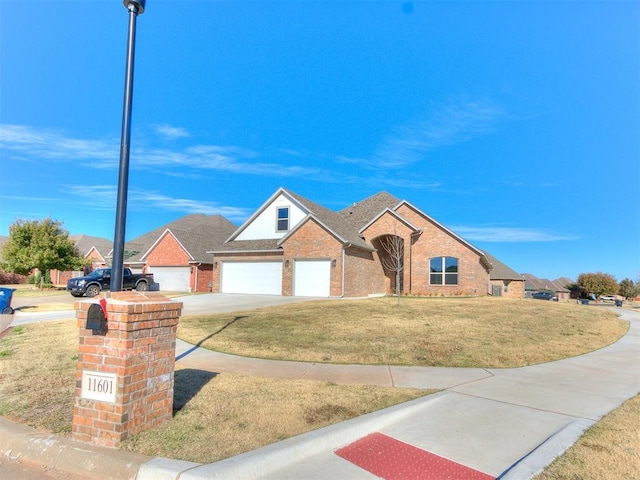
[0, 124, 325, 179]
[65, 185, 251, 221]
[0, 124, 117, 166]
[153, 124, 191, 139]
[373, 98, 503, 168]
[452, 225, 579, 242]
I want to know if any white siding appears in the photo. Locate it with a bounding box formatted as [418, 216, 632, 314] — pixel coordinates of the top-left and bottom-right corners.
[237, 193, 308, 240]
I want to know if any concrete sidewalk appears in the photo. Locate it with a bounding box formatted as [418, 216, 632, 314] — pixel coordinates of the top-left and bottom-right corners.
[1, 308, 639, 479]
[139, 307, 640, 480]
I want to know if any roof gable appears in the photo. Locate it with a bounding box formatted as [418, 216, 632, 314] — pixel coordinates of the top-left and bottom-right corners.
[359, 208, 422, 236]
[125, 214, 236, 264]
[70, 234, 113, 258]
[143, 229, 193, 262]
[228, 188, 311, 242]
[226, 188, 372, 251]
[394, 201, 491, 266]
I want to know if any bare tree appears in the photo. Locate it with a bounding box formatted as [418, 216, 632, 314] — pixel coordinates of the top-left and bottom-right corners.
[380, 234, 404, 305]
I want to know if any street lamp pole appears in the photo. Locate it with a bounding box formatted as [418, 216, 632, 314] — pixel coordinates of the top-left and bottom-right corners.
[111, 0, 145, 292]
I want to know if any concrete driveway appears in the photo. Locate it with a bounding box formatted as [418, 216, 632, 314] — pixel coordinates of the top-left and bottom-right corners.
[178, 293, 322, 316]
[1, 293, 322, 331]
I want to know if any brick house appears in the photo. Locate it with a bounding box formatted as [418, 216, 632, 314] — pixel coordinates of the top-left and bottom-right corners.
[485, 253, 525, 299]
[122, 214, 236, 292]
[50, 235, 112, 285]
[523, 273, 572, 300]
[209, 188, 518, 297]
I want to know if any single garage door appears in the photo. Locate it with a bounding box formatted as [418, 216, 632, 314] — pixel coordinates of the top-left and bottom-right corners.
[294, 260, 331, 297]
[221, 261, 282, 295]
[147, 266, 191, 292]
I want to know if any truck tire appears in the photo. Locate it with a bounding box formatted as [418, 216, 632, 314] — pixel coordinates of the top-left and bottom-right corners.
[85, 284, 101, 297]
[136, 281, 149, 292]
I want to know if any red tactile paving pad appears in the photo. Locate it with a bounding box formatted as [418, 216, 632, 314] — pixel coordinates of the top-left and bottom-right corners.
[336, 432, 494, 480]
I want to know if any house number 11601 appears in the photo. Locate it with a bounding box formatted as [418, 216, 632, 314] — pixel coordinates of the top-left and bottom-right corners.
[81, 371, 117, 403]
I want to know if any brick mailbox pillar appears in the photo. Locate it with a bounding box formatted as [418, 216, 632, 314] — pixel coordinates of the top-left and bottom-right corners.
[72, 291, 183, 447]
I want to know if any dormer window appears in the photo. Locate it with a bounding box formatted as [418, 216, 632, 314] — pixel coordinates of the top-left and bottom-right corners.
[276, 206, 290, 232]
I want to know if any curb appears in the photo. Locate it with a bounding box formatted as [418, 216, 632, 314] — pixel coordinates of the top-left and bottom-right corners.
[0, 417, 152, 480]
[499, 418, 595, 480]
[137, 391, 450, 480]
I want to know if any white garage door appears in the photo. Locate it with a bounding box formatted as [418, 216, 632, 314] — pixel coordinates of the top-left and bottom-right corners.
[221, 261, 282, 295]
[294, 260, 331, 297]
[147, 266, 191, 292]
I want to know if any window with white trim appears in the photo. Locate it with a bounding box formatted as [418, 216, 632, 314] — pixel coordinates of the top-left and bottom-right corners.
[429, 256, 458, 285]
[276, 206, 290, 232]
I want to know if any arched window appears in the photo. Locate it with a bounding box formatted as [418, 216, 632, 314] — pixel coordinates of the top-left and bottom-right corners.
[429, 257, 458, 285]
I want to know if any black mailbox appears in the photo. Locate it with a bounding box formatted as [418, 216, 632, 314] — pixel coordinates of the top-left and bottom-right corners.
[86, 302, 108, 335]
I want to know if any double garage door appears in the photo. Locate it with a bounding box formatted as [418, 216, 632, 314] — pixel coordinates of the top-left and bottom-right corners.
[221, 260, 331, 297]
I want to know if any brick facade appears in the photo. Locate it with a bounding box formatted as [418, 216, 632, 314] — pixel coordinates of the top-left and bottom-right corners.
[343, 246, 384, 297]
[146, 232, 213, 293]
[212, 251, 283, 294]
[72, 292, 182, 447]
[281, 219, 345, 296]
[146, 233, 190, 266]
[490, 279, 525, 299]
[211, 191, 496, 298]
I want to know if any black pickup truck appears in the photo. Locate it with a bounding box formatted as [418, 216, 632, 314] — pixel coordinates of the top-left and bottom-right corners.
[67, 268, 154, 297]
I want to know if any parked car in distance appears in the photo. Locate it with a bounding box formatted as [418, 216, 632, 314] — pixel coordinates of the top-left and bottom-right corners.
[67, 268, 154, 297]
[531, 291, 557, 301]
[600, 295, 617, 302]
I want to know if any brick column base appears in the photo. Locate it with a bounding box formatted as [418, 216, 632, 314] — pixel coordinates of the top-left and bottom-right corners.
[72, 291, 182, 448]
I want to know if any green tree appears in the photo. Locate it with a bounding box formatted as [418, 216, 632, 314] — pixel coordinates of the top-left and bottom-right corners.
[1, 218, 85, 287]
[576, 272, 619, 299]
[619, 278, 639, 300]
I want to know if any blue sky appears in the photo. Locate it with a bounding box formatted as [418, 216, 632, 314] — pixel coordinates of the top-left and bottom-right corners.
[1, 0, 638, 282]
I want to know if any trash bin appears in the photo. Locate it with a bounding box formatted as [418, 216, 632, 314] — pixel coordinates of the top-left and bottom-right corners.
[0, 288, 16, 314]
[615, 300, 623, 307]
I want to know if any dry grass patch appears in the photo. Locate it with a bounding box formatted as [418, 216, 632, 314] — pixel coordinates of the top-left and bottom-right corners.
[178, 297, 627, 368]
[0, 320, 428, 463]
[0, 322, 77, 433]
[121, 369, 427, 463]
[535, 394, 640, 480]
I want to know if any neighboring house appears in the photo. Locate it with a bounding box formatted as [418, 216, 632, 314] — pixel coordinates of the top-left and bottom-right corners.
[522, 273, 572, 300]
[50, 235, 112, 285]
[208, 187, 510, 298]
[485, 253, 525, 299]
[121, 214, 236, 292]
[550, 278, 572, 300]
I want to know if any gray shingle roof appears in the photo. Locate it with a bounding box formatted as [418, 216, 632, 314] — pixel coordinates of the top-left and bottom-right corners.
[338, 192, 400, 230]
[286, 189, 373, 250]
[484, 252, 523, 281]
[70, 235, 113, 258]
[522, 273, 568, 292]
[125, 214, 236, 264]
[211, 239, 281, 253]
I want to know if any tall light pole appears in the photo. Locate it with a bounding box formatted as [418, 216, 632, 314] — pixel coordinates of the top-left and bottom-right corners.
[111, 0, 145, 292]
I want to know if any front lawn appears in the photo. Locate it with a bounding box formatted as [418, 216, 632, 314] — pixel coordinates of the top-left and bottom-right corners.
[178, 297, 627, 368]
